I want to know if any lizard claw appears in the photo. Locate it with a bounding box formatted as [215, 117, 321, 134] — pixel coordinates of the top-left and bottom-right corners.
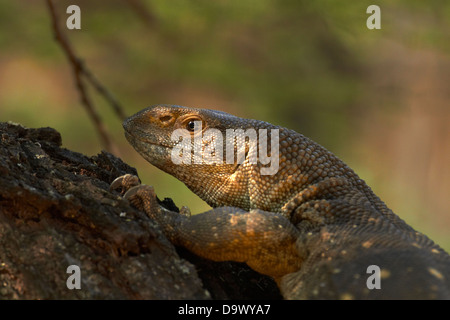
[179, 206, 191, 217]
[110, 174, 141, 194]
[123, 184, 159, 218]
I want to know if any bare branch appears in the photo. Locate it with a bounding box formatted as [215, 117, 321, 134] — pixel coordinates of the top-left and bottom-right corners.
[46, 0, 124, 154]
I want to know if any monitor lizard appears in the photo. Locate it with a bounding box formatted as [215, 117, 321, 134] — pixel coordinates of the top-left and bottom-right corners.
[111, 104, 450, 299]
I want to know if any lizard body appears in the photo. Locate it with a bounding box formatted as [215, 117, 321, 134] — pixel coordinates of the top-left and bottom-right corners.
[116, 104, 450, 299]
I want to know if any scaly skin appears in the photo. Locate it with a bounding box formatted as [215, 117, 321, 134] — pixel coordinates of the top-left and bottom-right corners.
[114, 104, 450, 299]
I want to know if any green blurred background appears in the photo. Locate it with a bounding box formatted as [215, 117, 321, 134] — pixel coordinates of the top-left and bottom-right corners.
[0, 0, 449, 251]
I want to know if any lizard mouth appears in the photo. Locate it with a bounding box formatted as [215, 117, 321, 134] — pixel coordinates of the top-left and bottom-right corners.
[124, 130, 172, 149]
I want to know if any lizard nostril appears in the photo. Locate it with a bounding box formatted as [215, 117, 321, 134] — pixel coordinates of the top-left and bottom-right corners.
[159, 115, 173, 123]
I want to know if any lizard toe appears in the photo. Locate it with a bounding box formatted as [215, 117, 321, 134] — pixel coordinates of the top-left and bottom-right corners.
[124, 184, 159, 216]
[110, 173, 141, 194]
[179, 206, 191, 217]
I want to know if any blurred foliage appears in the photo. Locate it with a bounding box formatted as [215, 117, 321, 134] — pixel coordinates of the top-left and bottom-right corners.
[0, 0, 449, 250]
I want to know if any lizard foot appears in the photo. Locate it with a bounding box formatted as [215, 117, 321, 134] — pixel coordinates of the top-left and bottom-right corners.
[111, 175, 192, 219]
[110, 173, 141, 194]
[123, 184, 160, 219]
[179, 206, 191, 217]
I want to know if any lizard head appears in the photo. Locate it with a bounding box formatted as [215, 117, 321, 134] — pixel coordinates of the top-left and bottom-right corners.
[123, 105, 373, 216]
[123, 104, 278, 209]
[123, 105, 269, 208]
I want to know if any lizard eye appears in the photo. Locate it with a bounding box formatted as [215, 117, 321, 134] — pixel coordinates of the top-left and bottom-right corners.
[187, 120, 196, 132]
[180, 116, 203, 133]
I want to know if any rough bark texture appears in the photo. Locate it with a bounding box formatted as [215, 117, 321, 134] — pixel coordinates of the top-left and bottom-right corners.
[0, 122, 280, 299]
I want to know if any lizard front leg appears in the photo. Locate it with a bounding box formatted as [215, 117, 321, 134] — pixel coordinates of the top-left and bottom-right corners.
[115, 181, 304, 280]
[110, 173, 141, 193]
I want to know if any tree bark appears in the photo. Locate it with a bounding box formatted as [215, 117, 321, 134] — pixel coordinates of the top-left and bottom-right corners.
[0, 122, 280, 299]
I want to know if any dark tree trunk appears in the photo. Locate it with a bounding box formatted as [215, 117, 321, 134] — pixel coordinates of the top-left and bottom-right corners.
[0, 122, 280, 300]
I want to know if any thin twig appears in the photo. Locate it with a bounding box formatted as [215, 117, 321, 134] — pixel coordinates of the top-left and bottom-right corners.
[81, 64, 127, 120]
[46, 0, 122, 154]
